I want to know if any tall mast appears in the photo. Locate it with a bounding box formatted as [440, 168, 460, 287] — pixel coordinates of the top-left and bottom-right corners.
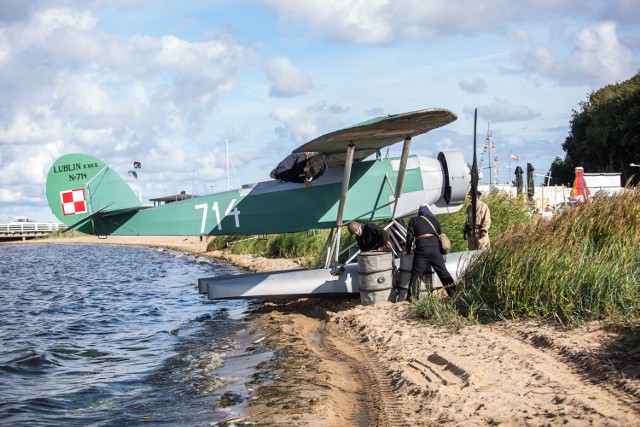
[487, 124, 493, 187]
[479, 123, 497, 189]
[225, 139, 230, 191]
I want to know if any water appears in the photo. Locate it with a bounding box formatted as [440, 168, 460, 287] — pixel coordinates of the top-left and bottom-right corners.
[0, 244, 272, 426]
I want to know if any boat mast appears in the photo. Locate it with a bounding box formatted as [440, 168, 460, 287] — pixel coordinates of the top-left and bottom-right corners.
[484, 123, 501, 190]
[226, 139, 230, 191]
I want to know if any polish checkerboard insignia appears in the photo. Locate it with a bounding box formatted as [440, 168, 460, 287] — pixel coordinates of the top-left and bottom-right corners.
[60, 188, 87, 216]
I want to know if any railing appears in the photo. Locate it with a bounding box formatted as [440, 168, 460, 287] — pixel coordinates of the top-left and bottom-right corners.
[0, 223, 67, 234]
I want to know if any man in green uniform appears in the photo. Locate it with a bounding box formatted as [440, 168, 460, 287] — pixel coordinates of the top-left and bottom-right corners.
[464, 190, 491, 250]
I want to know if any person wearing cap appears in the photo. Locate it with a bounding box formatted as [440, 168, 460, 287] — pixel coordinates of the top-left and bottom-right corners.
[405, 204, 455, 299]
[347, 221, 392, 252]
[270, 152, 325, 188]
[464, 190, 491, 250]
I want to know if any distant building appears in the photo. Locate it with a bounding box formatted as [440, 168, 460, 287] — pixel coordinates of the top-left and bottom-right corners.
[480, 171, 623, 212]
[9, 216, 32, 223]
[149, 190, 197, 207]
[583, 173, 623, 195]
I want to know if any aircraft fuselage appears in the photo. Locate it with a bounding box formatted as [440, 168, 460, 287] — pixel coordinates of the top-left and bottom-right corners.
[81, 152, 468, 236]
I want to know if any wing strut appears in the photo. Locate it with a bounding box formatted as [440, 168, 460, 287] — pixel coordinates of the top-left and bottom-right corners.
[325, 139, 412, 271]
[336, 143, 355, 227]
[324, 143, 355, 269]
[391, 136, 411, 219]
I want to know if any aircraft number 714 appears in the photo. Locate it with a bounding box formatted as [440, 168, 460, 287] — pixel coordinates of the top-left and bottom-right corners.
[195, 199, 240, 234]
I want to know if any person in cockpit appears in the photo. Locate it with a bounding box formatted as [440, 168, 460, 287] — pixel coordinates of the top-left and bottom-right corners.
[270, 152, 326, 188]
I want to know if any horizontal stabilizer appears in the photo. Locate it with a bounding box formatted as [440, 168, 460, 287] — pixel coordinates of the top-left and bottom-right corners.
[60, 204, 113, 232]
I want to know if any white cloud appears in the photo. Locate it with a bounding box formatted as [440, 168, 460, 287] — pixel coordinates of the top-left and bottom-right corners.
[459, 78, 487, 94]
[263, 1, 638, 88]
[265, 56, 312, 97]
[571, 22, 635, 84]
[0, 3, 253, 219]
[263, 0, 585, 43]
[466, 98, 539, 123]
[269, 102, 349, 146]
[512, 21, 636, 86]
[0, 187, 24, 202]
[264, 0, 393, 43]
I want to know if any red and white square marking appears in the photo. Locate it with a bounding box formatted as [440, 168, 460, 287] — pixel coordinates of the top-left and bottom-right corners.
[60, 188, 87, 216]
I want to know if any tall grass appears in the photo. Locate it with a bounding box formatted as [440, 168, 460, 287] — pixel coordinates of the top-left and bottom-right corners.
[207, 230, 357, 267]
[457, 191, 640, 326]
[413, 192, 532, 325]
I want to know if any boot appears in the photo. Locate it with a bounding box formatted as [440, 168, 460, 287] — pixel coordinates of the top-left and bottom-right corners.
[443, 284, 456, 298]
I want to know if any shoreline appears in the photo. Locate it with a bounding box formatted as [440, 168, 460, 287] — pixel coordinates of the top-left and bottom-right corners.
[5, 235, 304, 273]
[9, 235, 640, 425]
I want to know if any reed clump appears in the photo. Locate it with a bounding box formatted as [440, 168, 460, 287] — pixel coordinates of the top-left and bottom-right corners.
[413, 192, 532, 325]
[458, 191, 640, 326]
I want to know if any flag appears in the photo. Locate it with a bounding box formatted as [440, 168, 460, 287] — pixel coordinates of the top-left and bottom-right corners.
[60, 188, 87, 216]
[510, 154, 519, 161]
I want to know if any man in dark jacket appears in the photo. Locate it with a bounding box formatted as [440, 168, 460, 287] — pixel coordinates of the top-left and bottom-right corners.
[347, 221, 392, 252]
[271, 152, 325, 188]
[405, 204, 455, 298]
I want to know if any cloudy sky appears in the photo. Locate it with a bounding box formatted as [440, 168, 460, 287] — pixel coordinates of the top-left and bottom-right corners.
[1, 0, 638, 222]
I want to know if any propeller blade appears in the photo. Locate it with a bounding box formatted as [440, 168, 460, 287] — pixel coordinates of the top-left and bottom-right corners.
[471, 109, 478, 235]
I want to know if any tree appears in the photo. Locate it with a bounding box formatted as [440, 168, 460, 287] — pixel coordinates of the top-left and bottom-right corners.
[548, 157, 575, 187]
[548, 71, 640, 186]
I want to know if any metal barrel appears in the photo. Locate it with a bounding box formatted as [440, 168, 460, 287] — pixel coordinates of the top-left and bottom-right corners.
[357, 251, 394, 305]
[396, 252, 433, 300]
[395, 252, 413, 302]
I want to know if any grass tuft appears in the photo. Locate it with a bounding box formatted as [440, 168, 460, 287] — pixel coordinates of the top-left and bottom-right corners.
[410, 292, 470, 329]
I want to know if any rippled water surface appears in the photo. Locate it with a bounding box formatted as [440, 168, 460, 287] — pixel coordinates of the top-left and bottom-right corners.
[0, 244, 268, 426]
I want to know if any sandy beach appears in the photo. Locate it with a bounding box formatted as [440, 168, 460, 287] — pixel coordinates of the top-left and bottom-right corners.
[14, 235, 640, 426]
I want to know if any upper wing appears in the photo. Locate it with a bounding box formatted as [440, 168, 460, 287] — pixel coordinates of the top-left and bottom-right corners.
[293, 108, 457, 167]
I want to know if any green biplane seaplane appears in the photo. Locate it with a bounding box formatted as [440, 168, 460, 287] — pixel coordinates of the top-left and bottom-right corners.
[46, 108, 475, 300]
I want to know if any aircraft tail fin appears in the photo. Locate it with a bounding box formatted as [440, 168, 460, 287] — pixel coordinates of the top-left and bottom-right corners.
[46, 153, 143, 229]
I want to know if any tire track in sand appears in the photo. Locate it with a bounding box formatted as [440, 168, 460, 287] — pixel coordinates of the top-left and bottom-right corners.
[322, 323, 413, 427]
